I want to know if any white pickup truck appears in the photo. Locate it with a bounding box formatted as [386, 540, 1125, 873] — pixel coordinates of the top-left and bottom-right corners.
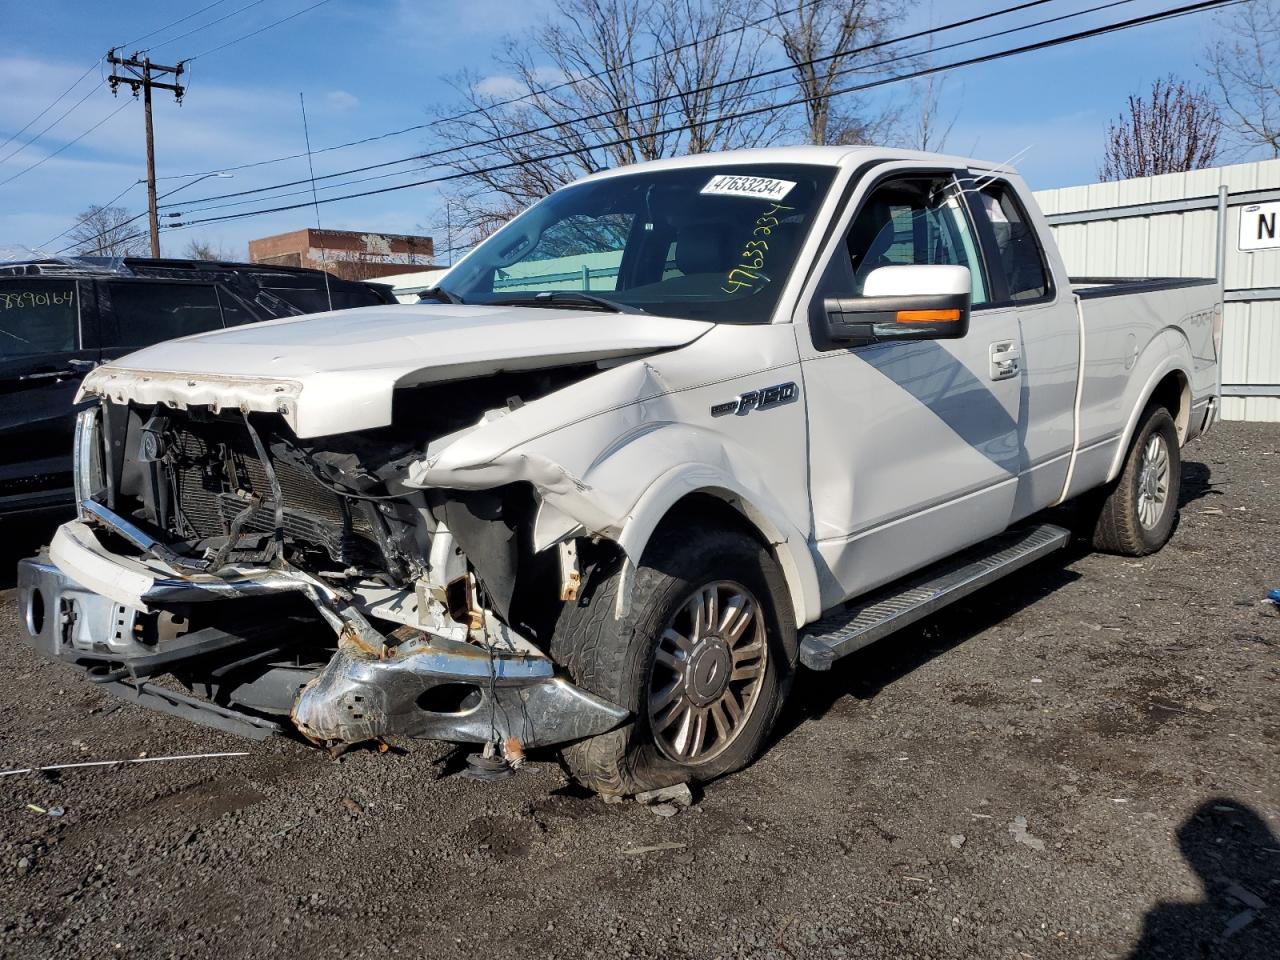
[18, 146, 1220, 794]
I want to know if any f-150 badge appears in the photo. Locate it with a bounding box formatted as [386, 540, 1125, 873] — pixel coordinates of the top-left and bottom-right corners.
[711, 381, 797, 417]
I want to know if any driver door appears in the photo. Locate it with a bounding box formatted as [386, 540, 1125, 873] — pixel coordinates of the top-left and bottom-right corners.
[797, 169, 1023, 604]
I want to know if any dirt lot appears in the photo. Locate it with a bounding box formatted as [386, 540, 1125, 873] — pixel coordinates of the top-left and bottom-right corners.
[1, 422, 1276, 960]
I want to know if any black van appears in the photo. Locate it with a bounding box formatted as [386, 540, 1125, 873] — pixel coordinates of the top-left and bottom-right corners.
[0, 257, 396, 516]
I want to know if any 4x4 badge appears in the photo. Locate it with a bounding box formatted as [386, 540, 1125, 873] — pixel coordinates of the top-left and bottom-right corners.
[710, 381, 797, 417]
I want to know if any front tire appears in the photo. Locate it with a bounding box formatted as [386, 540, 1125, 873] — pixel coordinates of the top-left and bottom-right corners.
[1089, 405, 1181, 556]
[551, 526, 797, 796]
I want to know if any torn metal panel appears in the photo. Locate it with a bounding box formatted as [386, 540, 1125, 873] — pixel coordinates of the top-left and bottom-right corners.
[402, 324, 823, 623]
[290, 631, 627, 747]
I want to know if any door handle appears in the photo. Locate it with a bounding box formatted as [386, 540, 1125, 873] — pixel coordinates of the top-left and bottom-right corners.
[989, 341, 1020, 381]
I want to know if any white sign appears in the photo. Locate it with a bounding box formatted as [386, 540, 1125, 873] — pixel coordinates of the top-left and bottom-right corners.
[700, 175, 796, 202]
[1238, 201, 1280, 251]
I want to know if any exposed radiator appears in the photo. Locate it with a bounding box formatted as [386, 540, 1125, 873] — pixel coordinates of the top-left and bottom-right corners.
[164, 418, 376, 563]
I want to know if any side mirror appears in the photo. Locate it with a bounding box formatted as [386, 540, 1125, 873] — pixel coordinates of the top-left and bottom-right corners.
[822, 265, 971, 346]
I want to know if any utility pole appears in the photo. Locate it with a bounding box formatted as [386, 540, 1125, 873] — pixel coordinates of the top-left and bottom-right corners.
[107, 49, 184, 258]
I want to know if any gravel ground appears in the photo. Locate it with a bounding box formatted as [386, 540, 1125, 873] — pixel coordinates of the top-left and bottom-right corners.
[1, 422, 1276, 960]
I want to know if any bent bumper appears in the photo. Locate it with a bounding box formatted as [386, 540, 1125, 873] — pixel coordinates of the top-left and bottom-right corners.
[17, 529, 627, 749]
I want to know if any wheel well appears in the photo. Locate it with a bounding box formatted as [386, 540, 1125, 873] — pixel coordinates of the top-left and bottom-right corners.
[648, 491, 804, 627]
[1149, 370, 1190, 440]
[650, 492, 771, 551]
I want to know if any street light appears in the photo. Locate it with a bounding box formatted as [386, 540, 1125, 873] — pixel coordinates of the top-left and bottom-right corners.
[158, 170, 233, 201]
[154, 172, 232, 256]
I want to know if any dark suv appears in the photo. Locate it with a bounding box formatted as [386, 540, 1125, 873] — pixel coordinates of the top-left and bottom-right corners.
[0, 257, 396, 516]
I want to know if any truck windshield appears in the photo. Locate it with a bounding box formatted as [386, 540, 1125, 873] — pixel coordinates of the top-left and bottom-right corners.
[441, 164, 838, 323]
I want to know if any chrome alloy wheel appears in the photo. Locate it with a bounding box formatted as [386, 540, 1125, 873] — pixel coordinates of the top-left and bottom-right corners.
[647, 581, 768, 763]
[1137, 433, 1171, 529]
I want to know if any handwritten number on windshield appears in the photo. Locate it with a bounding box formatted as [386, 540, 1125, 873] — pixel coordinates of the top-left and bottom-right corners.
[722, 204, 794, 294]
[1, 290, 75, 311]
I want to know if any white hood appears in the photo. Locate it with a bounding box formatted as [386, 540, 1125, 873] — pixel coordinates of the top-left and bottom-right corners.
[78, 303, 712, 438]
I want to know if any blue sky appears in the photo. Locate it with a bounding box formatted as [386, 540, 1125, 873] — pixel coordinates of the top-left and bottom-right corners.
[0, 0, 1261, 260]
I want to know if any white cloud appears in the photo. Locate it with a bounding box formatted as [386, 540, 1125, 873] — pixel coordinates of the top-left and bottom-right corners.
[324, 90, 359, 112]
[473, 74, 523, 98]
[473, 66, 564, 100]
[388, 0, 551, 47]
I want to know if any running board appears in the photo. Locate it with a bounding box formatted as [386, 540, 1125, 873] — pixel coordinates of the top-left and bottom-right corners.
[800, 523, 1071, 671]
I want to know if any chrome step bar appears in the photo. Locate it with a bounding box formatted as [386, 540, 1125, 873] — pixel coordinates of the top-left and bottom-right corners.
[800, 523, 1071, 671]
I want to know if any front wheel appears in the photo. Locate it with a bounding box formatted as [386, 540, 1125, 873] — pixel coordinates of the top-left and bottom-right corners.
[551, 526, 797, 796]
[1088, 405, 1181, 556]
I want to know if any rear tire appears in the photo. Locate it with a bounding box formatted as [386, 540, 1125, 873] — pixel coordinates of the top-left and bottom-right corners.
[551, 526, 797, 796]
[1089, 405, 1180, 556]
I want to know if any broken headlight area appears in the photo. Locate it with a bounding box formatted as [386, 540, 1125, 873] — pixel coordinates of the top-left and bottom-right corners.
[39, 368, 626, 751]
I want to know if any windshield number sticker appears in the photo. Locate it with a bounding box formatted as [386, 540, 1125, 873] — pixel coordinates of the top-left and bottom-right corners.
[700, 175, 796, 202]
[722, 203, 795, 294]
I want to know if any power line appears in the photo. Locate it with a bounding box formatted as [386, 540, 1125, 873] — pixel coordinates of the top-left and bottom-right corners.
[142, 0, 271, 54]
[56, 0, 1238, 252]
[161, 0, 1068, 209]
[38, 179, 143, 250]
[185, 0, 338, 61]
[165, 0, 1141, 220]
[0, 100, 130, 189]
[154, 0, 836, 181]
[0, 60, 103, 157]
[120, 0, 235, 51]
[0, 1, 238, 163]
[169, 0, 1240, 231]
[53, 172, 245, 255]
[0, 83, 105, 168]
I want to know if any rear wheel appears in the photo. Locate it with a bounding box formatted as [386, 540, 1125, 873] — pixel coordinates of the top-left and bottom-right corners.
[1089, 405, 1181, 556]
[551, 526, 797, 796]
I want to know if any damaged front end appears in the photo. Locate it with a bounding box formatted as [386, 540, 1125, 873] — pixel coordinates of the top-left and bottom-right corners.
[18, 368, 628, 754]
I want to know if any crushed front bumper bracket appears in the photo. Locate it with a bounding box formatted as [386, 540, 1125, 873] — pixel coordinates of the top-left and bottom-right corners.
[18, 536, 628, 750]
[292, 638, 628, 748]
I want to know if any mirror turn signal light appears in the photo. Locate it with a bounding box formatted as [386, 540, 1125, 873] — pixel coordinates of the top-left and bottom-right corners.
[895, 308, 961, 324]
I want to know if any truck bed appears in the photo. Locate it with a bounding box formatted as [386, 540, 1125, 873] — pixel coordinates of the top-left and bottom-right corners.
[1065, 274, 1221, 502]
[1069, 276, 1218, 299]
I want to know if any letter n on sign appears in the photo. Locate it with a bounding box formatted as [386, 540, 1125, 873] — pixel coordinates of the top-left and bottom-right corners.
[1239, 201, 1280, 251]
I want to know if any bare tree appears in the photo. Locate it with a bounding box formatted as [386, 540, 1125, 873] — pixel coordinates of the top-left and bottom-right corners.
[1099, 76, 1222, 181]
[182, 238, 240, 262]
[897, 17, 958, 153]
[432, 0, 784, 238]
[68, 205, 146, 257]
[903, 71, 957, 153]
[761, 0, 906, 146]
[1204, 0, 1280, 158]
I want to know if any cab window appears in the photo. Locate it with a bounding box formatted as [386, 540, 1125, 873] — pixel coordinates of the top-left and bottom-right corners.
[846, 175, 989, 306]
[0, 279, 80, 359]
[979, 182, 1051, 302]
[104, 281, 223, 350]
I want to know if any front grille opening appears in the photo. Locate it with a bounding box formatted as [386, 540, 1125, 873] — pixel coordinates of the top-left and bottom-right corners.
[160, 414, 379, 565]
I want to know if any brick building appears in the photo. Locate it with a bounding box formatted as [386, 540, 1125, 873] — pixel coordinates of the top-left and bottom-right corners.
[248, 228, 434, 281]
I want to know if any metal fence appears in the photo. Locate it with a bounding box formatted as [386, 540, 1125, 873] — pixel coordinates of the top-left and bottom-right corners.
[1034, 158, 1280, 422]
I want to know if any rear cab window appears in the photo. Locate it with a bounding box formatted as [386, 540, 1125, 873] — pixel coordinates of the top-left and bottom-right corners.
[977, 181, 1053, 303]
[0, 279, 81, 360]
[102, 281, 223, 351]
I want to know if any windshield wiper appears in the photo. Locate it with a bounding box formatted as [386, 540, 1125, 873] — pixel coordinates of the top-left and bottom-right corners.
[419, 286, 464, 304]
[489, 291, 646, 314]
